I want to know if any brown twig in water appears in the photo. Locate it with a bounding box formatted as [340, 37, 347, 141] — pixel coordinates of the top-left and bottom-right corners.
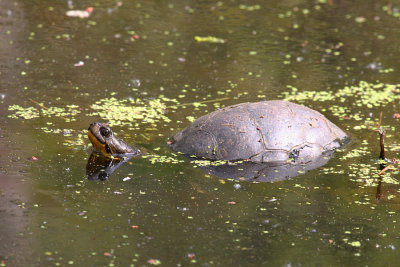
[378, 163, 393, 176]
[379, 127, 386, 160]
[375, 113, 400, 200]
[28, 98, 48, 110]
[28, 98, 67, 121]
[376, 114, 385, 200]
[376, 179, 382, 200]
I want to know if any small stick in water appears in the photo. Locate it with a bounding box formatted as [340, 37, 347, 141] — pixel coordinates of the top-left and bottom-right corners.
[378, 164, 393, 176]
[28, 98, 67, 121]
[376, 115, 385, 200]
[379, 127, 386, 160]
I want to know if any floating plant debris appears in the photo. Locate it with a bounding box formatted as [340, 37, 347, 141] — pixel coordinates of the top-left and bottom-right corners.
[194, 36, 225, 43]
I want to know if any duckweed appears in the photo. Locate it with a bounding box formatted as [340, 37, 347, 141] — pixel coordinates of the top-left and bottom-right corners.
[340, 147, 370, 160]
[282, 85, 336, 102]
[142, 154, 184, 164]
[8, 104, 81, 121]
[282, 81, 400, 126]
[89, 97, 174, 127]
[194, 36, 225, 43]
[239, 4, 261, 11]
[8, 105, 39, 119]
[282, 81, 400, 109]
[191, 160, 231, 167]
[41, 105, 81, 121]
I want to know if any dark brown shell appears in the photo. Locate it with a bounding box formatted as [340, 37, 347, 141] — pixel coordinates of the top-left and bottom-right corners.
[169, 100, 347, 163]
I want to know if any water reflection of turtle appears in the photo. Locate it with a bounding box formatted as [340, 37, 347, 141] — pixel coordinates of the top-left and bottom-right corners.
[87, 100, 348, 181]
[86, 152, 134, 182]
[192, 152, 334, 182]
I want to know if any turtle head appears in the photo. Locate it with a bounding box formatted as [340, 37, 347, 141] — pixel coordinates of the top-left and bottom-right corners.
[88, 122, 139, 157]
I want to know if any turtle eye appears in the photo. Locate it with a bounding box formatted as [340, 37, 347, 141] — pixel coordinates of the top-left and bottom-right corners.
[100, 127, 111, 137]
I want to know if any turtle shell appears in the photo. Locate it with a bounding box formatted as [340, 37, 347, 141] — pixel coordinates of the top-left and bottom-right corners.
[169, 100, 347, 163]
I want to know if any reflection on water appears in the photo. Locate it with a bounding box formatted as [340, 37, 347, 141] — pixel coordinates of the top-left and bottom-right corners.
[197, 152, 333, 182]
[86, 152, 135, 182]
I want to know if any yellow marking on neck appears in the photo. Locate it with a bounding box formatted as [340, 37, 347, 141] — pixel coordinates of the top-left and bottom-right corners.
[88, 130, 110, 157]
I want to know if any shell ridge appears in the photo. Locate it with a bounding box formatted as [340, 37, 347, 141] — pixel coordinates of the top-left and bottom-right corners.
[285, 102, 295, 117]
[243, 107, 268, 151]
[200, 109, 219, 131]
[206, 130, 220, 159]
[197, 109, 221, 158]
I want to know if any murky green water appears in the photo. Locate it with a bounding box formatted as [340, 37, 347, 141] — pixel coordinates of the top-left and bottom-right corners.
[2, 0, 400, 266]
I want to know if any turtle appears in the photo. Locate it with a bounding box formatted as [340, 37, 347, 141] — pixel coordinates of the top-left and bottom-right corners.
[168, 100, 348, 163]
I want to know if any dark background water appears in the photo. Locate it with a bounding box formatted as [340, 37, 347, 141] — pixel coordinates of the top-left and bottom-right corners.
[2, 0, 400, 266]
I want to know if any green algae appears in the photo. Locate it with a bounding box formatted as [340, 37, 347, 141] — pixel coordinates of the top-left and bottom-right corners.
[194, 36, 225, 43]
[335, 82, 400, 108]
[379, 68, 395, 73]
[8, 103, 81, 122]
[239, 4, 261, 11]
[282, 85, 336, 102]
[186, 116, 196, 122]
[328, 105, 351, 119]
[347, 162, 398, 186]
[191, 159, 231, 167]
[340, 147, 370, 160]
[41, 105, 81, 121]
[141, 154, 184, 164]
[282, 81, 400, 108]
[8, 105, 40, 119]
[89, 97, 174, 128]
[281, 81, 400, 127]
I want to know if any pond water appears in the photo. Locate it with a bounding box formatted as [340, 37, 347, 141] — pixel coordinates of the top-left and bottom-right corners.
[2, 0, 400, 266]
